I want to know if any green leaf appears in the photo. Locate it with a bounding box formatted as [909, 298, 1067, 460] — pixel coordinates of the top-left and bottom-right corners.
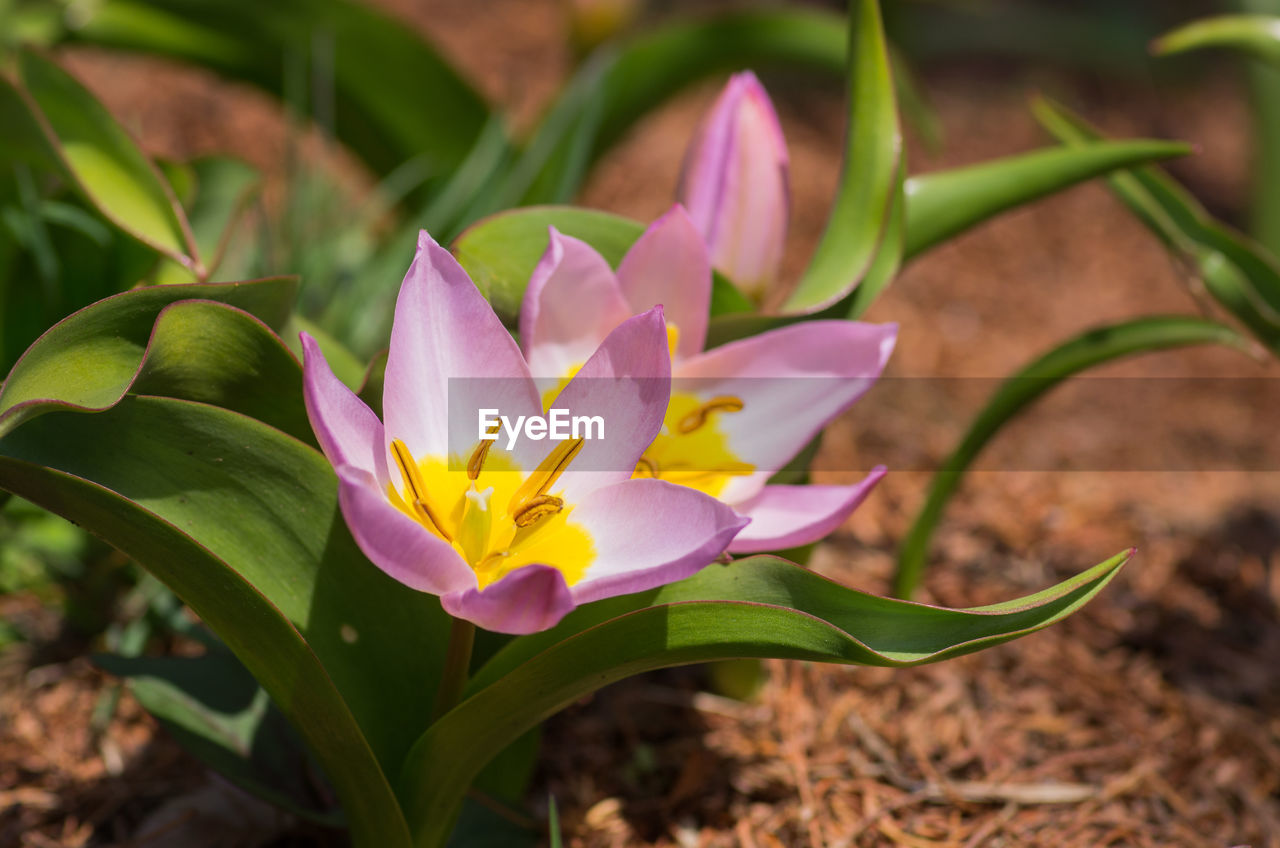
[95, 647, 342, 824]
[1152, 14, 1280, 64]
[15, 50, 199, 270]
[153, 156, 262, 284]
[902, 140, 1193, 260]
[400, 550, 1131, 847]
[847, 159, 906, 318]
[783, 0, 902, 313]
[0, 277, 297, 439]
[129, 300, 317, 445]
[0, 399, 420, 848]
[555, 8, 846, 176]
[67, 0, 490, 184]
[453, 206, 750, 326]
[1034, 96, 1280, 357]
[894, 316, 1247, 599]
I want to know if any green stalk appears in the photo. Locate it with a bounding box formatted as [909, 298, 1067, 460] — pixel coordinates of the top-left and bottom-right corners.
[433, 617, 476, 722]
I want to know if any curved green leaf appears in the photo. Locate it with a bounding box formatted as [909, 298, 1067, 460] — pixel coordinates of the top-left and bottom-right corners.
[400, 550, 1131, 847]
[894, 316, 1248, 599]
[0, 277, 296, 439]
[563, 8, 846, 169]
[1034, 96, 1280, 357]
[154, 156, 262, 284]
[847, 159, 905, 318]
[452, 206, 751, 326]
[902, 140, 1193, 260]
[1152, 14, 1280, 64]
[65, 0, 490, 182]
[130, 300, 316, 445]
[15, 50, 199, 270]
[0, 400, 416, 848]
[783, 0, 902, 313]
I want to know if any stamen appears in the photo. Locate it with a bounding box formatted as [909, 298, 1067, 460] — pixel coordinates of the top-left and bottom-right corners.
[512, 494, 564, 528]
[634, 456, 658, 478]
[390, 439, 452, 540]
[508, 437, 584, 515]
[676, 395, 744, 434]
[466, 439, 493, 480]
[666, 323, 681, 359]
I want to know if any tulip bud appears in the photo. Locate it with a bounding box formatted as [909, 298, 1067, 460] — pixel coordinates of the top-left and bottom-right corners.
[678, 71, 790, 302]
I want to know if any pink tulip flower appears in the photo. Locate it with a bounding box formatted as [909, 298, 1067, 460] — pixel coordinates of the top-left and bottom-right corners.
[302, 231, 747, 634]
[521, 207, 896, 555]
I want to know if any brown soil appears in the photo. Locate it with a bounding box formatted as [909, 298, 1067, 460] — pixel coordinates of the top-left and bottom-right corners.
[4, 1, 1280, 846]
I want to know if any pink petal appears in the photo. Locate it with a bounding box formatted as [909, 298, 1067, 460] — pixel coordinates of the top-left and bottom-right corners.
[569, 478, 748, 605]
[674, 321, 896, 489]
[616, 205, 711, 358]
[301, 332, 388, 488]
[384, 230, 541, 462]
[441, 564, 576, 635]
[726, 470, 886, 554]
[678, 71, 789, 299]
[334, 465, 475, 596]
[520, 228, 633, 379]
[547, 307, 671, 505]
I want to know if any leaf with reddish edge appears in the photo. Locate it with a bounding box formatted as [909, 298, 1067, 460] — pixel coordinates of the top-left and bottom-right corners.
[13, 51, 201, 272]
[399, 550, 1131, 847]
[0, 277, 296, 439]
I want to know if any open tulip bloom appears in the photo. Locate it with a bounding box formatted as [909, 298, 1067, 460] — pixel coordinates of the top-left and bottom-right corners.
[521, 205, 897, 556]
[302, 232, 747, 634]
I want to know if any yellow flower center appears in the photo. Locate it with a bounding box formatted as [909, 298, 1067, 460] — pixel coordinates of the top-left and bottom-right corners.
[388, 437, 594, 589]
[635, 391, 753, 497]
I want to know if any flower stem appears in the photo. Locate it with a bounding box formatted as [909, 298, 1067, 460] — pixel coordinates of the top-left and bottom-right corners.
[433, 617, 475, 721]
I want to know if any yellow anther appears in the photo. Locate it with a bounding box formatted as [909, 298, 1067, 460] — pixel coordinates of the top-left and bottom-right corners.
[466, 439, 493, 480]
[508, 437, 584, 515]
[634, 456, 658, 478]
[390, 439, 452, 540]
[512, 494, 565, 528]
[675, 395, 744, 434]
[666, 323, 681, 359]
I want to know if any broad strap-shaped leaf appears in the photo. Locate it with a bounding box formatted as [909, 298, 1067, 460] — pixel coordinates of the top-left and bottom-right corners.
[894, 316, 1247, 599]
[902, 140, 1192, 260]
[13, 51, 200, 271]
[452, 206, 751, 326]
[399, 551, 1131, 847]
[783, 0, 902, 313]
[66, 0, 489, 184]
[130, 300, 317, 445]
[0, 277, 296, 438]
[1152, 14, 1280, 64]
[0, 402, 414, 848]
[0, 282, 459, 842]
[1034, 96, 1280, 357]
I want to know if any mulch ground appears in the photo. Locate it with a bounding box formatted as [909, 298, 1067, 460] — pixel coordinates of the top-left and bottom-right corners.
[3, 1, 1280, 846]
